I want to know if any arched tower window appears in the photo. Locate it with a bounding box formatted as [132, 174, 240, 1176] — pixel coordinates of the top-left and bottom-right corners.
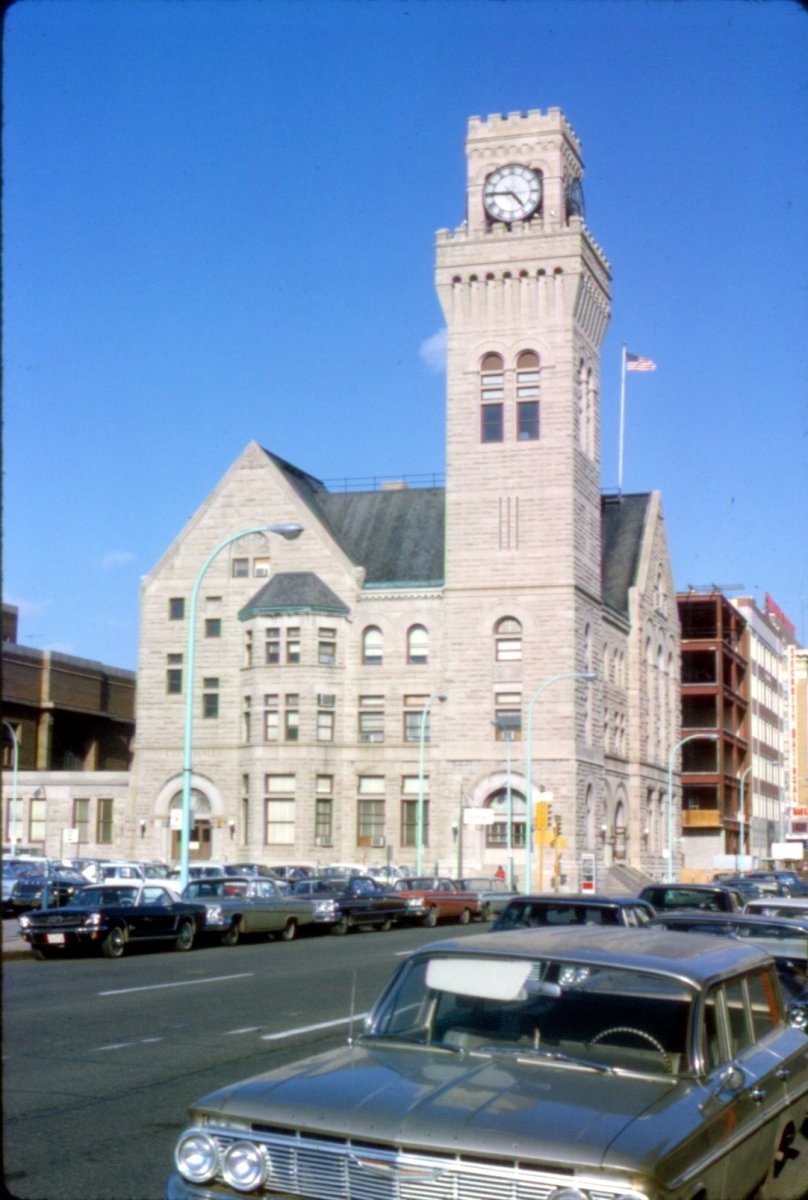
[480, 353, 504, 443]
[494, 617, 522, 661]
[516, 351, 540, 440]
[407, 625, 429, 665]
[362, 626, 383, 666]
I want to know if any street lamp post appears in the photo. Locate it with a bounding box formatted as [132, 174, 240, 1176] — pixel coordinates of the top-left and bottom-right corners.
[2, 720, 19, 855]
[415, 693, 446, 875]
[737, 764, 753, 874]
[523, 671, 598, 893]
[666, 732, 719, 883]
[179, 522, 303, 890]
[492, 716, 520, 889]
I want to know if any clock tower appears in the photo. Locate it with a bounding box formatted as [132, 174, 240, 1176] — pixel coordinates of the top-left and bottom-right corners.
[436, 109, 611, 810]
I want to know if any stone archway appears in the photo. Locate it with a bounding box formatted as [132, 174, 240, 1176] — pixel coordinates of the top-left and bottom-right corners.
[169, 789, 213, 862]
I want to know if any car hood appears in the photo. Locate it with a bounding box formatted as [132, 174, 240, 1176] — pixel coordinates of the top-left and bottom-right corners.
[191, 1041, 690, 1173]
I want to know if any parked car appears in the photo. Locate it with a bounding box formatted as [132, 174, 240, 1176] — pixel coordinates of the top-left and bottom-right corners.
[182, 875, 319, 944]
[6, 866, 88, 914]
[742, 870, 808, 897]
[492, 893, 655, 930]
[647, 910, 808, 1025]
[289, 875, 410, 934]
[167, 926, 808, 1200]
[18, 881, 207, 960]
[391, 876, 482, 926]
[458, 876, 520, 920]
[221, 862, 278, 879]
[744, 896, 808, 919]
[638, 882, 744, 914]
[2, 860, 49, 912]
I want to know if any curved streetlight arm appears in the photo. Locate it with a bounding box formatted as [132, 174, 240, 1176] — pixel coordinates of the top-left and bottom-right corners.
[665, 732, 719, 883]
[523, 671, 598, 893]
[180, 523, 303, 889]
[416, 693, 446, 875]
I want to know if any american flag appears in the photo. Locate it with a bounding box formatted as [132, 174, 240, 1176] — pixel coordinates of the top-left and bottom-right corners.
[626, 351, 656, 372]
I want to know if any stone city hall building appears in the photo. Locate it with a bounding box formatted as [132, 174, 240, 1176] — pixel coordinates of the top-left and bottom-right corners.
[131, 109, 680, 889]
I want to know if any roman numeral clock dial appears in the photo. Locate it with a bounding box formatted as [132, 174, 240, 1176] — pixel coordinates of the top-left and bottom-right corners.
[483, 163, 542, 223]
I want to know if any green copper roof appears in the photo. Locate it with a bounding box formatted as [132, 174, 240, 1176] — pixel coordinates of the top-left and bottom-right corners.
[238, 572, 350, 620]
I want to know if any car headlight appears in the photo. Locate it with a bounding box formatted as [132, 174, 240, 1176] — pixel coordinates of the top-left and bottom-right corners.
[18, 914, 31, 930]
[314, 900, 337, 916]
[175, 1130, 219, 1184]
[82, 912, 103, 928]
[406, 897, 426, 909]
[221, 1140, 268, 1191]
[206, 905, 224, 923]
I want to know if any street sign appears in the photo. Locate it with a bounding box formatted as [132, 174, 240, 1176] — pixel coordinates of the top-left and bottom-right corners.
[463, 808, 495, 826]
[62, 828, 79, 845]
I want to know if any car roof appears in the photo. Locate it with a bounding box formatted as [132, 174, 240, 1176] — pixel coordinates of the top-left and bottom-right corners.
[505, 893, 650, 907]
[418, 925, 773, 985]
[650, 912, 808, 931]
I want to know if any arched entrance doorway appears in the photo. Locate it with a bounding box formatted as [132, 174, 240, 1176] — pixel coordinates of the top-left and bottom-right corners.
[169, 789, 213, 862]
[484, 788, 526, 886]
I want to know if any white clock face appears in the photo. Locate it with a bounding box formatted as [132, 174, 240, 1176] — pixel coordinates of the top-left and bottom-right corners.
[484, 164, 542, 223]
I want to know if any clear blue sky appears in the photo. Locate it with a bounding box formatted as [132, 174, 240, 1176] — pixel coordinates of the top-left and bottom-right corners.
[4, 0, 807, 669]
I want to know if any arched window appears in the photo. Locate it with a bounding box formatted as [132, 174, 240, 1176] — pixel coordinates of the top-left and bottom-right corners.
[516, 351, 540, 440]
[484, 789, 526, 848]
[494, 616, 522, 661]
[407, 625, 429, 665]
[362, 626, 383, 666]
[480, 353, 504, 443]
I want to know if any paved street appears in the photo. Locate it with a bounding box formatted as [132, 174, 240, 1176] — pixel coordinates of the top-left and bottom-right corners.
[2, 919, 481, 1200]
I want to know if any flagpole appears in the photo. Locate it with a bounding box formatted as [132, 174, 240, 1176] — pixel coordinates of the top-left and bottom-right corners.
[618, 342, 627, 496]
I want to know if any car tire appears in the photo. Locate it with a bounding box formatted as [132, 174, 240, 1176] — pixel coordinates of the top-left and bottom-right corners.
[102, 926, 126, 959]
[221, 920, 241, 947]
[422, 907, 438, 928]
[458, 907, 472, 925]
[175, 919, 195, 952]
[480, 903, 493, 922]
[280, 919, 297, 942]
[330, 915, 350, 936]
[378, 918, 393, 932]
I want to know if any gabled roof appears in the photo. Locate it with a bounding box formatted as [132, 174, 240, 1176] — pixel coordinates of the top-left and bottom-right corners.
[238, 572, 350, 620]
[601, 493, 650, 618]
[262, 447, 650, 613]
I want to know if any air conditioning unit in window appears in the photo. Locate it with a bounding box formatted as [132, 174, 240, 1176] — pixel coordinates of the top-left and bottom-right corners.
[318, 694, 336, 708]
[315, 836, 334, 848]
[370, 836, 385, 848]
[360, 732, 384, 743]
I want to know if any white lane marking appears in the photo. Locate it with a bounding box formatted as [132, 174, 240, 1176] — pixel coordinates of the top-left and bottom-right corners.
[98, 972, 254, 997]
[224, 1027, 262, 1036]
[261, 1013, 368, 1041]
[95, 1037, 165, 1052]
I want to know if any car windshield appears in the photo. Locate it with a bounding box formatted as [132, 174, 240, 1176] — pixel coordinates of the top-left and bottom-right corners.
[394, 877, 437, 890]
[66, 886, 140, 907]
[366, 953, 695, 1077]
[496, 901, 618, 928]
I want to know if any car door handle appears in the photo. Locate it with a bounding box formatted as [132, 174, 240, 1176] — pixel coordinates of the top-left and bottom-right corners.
[749, 1087, 766, 1103]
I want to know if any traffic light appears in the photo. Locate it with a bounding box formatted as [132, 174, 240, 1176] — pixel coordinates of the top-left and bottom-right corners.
[535, 800, 550, 831]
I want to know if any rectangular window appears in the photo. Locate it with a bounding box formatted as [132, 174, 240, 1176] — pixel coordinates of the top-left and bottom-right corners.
[315, 775, 334, 842]
[253, 556, 270, 577]
[73, 798, 90, 844]
[202, 678, 220, 719]
[284, 694, 299, 741]
[318, 627, 337, 666]
[232, 558, 249, 578]
[317, 708, 334, 743]
[481, 403, 504, 443]
[263, 694, 279, 742]
[244, 630, 253, 668]
[403, 695, 429, 743]
[166, 653, 183, 695]
[401, 775, 427, 848]
[286, 627, 301, 664]
[169, 597, 185, 620]
[264, 774, 295, 845]
[265, 627, 280, 665]
[241, 774, 250, 845]
[494, 691, 523, 741]
[29, 797, 46, 843]
[96, 797, 114, 844]
[357, 776, 385, 846]
[242, 696, 252, 743]
[359, 696, 385, 743]
[205, 617, 222, 638]
[517, 400, 540, 440]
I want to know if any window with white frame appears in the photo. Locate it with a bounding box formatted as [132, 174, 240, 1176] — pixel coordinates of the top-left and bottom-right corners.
[317, 627, 337, 665]
[516, 350, 540, 440]
[480, 352, 504, 443]
[403, 695, 429, 743]
[202, 678, 219, 719]
[265, 627, 280, 665]
[495, 616, 522, 661]
[284, 694, 299, 741]
[407, 624, 429, 664]
[254, 556, 270, 577]
[359, 695, 385, 743]
[96, 797, 114, 844]
[286, 627, 301, 664]
[317, 705, 334, 742]
[29, 797, 46, 844]
[73, 798, 90, 844]
[263, 694, 279, 742]
[494, 690, 522, 740]
[315, 775, 333, 843]
[401, 775, 427, 848]
[485, 790, 526, 848]
[357, 776, 385, 846]
[264, 774, 295, 845]
[362, 626, 383, 665]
